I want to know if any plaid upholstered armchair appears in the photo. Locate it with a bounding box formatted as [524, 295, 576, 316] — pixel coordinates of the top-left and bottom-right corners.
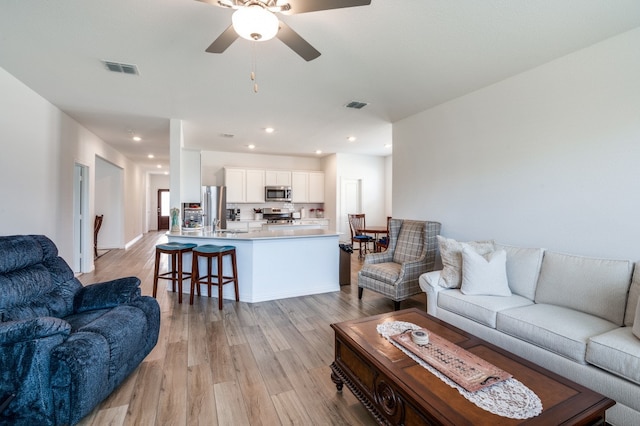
[358, 219, 441, 310]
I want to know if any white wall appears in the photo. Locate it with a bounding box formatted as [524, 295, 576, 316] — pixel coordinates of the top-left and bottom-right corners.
[0, 66, 146, 267]
[384, 155, 392, 217]
[393, 28, 640, 260]
[95, 156, 123, 249]
[336, 153, 388, 238]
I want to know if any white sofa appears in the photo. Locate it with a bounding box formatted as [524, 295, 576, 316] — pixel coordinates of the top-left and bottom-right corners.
[419, 239, 640, 426]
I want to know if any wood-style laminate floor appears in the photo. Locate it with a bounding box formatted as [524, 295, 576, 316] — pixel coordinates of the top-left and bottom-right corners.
[77, 231, 426, 425]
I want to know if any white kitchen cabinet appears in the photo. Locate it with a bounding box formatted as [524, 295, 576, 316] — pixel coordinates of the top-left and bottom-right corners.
[224, 168, 246, 203]
[308, 171, 325, 202]
[292, 171, 324, 203]
[291, 171, 309, 203]
[246, 169, 265, 202]
[265, 170, 292, 186]
[224, 168, 265, 203]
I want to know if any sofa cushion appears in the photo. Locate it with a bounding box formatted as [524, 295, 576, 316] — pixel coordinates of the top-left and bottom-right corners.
[625, 263, 640, 327]
[65, 305, 149, 379]
[460, 247, 511, 296]
[587, 327, 640, 385]
[392, 220, 424, 264]
[534, 251, 633, 326]
[437, 236, 494, 289]
[438, 289, 533, 328]
[359, 262, 402, 285]
[495, 243, 544, 300]
[496, 303, 619, 364]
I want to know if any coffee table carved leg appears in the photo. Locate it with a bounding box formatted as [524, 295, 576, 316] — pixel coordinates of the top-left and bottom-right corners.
[330, 362, 344, 391]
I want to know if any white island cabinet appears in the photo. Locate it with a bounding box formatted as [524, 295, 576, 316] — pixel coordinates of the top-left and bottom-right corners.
[166, 229, 339, 303]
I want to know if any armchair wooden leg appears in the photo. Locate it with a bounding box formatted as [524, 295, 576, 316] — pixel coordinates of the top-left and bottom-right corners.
[358, 287, 363, 299]
[394, 300, 401, 311]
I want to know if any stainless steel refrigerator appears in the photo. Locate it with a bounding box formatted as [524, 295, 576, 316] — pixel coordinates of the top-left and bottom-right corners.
[201, 186, 226, 230]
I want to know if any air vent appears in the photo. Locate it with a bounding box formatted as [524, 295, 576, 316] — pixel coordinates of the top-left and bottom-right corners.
[220, 133, 235, 138]
[103, 61, 140, 75]
[345, 100, 368, 109]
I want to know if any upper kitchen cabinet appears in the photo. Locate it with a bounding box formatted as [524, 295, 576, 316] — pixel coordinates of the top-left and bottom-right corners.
[246, 169, 265, 202]
[224, 168, 265, 203]
[291, 172, 308, 203]
[225, 168, 245, 203]
[265, 170, 292, 186]
[308, 172, 325, 202]
[292, 171, 324, 203]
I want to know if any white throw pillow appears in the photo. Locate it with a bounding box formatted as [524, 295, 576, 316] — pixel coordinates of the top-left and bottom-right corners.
[437, 236, 495, 289]
[461, 247, 512, 296]
[633, 297, 640, 340]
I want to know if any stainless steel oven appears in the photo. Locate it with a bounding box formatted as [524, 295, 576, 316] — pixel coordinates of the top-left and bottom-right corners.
[262, 208, 294, 223]
[265, 186, 292, 202]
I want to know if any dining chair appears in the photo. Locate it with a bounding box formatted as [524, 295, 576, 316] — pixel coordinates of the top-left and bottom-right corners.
[94, 215, 103, 258]
[348, 214, 375, 259]
[375, 216, 392, 252]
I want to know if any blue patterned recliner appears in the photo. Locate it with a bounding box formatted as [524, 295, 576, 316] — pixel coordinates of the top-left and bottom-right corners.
[0, 235, 160, 425]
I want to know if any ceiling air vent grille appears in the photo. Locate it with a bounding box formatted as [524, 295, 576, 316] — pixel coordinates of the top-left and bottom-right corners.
[103, 61, 140, 75]
[345, 100, 368, 109]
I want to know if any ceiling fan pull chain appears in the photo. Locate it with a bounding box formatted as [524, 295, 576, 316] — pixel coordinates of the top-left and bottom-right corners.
[251, 41, 259, 93]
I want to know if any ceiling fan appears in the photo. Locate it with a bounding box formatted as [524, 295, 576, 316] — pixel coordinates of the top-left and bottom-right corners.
[197, 0, 372, 61]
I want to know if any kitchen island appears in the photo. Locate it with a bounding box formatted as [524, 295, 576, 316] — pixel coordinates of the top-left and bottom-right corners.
[166, 228, 340, 303]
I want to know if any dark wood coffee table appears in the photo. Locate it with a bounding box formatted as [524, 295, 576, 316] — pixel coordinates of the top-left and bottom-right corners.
[330, 308, 615, 425]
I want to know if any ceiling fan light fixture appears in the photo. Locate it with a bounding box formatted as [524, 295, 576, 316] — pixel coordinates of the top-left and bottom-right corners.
[232, 5, 279, 41]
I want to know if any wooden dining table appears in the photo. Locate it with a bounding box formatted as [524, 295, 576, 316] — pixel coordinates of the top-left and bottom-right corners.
[357, 225, 389, 252]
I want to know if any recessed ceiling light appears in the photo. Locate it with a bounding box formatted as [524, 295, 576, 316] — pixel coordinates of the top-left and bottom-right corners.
[164, 171, 169, 175]
[264, 127, 275, 134]
[132, 136, 141, 142]
[384, 144, 392, 148]
[347, 136, 356, 142]
[157, 164, 162, 169]
[248, 144, 256, 149]
[148, 154, 154, 159]
[315, 150, 322, 155]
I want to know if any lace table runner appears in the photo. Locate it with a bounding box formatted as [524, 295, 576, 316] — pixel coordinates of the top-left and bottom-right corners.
[377, 321, 542, 419]
[390, 328, 512, 392]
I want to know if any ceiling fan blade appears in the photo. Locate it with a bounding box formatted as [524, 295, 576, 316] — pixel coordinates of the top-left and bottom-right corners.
[276, 20, 320, 61]
[205, 25, 239, 53]
[285, 0, 371, 14]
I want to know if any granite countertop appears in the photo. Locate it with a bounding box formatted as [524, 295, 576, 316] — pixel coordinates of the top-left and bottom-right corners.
[166, 228, 339, 240]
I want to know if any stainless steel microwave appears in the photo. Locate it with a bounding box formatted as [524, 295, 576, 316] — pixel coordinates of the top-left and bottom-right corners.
[265, 186, 292, 202]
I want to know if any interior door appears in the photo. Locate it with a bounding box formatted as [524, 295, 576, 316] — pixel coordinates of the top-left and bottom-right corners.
[157, 189, 170, 230]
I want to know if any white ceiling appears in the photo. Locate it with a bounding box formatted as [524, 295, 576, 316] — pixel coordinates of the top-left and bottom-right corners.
[1, 1, 639, 172]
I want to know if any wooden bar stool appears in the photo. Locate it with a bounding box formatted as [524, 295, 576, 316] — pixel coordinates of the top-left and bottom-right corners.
[153, 242, 197, 303]
[190, 244, 239, 309]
